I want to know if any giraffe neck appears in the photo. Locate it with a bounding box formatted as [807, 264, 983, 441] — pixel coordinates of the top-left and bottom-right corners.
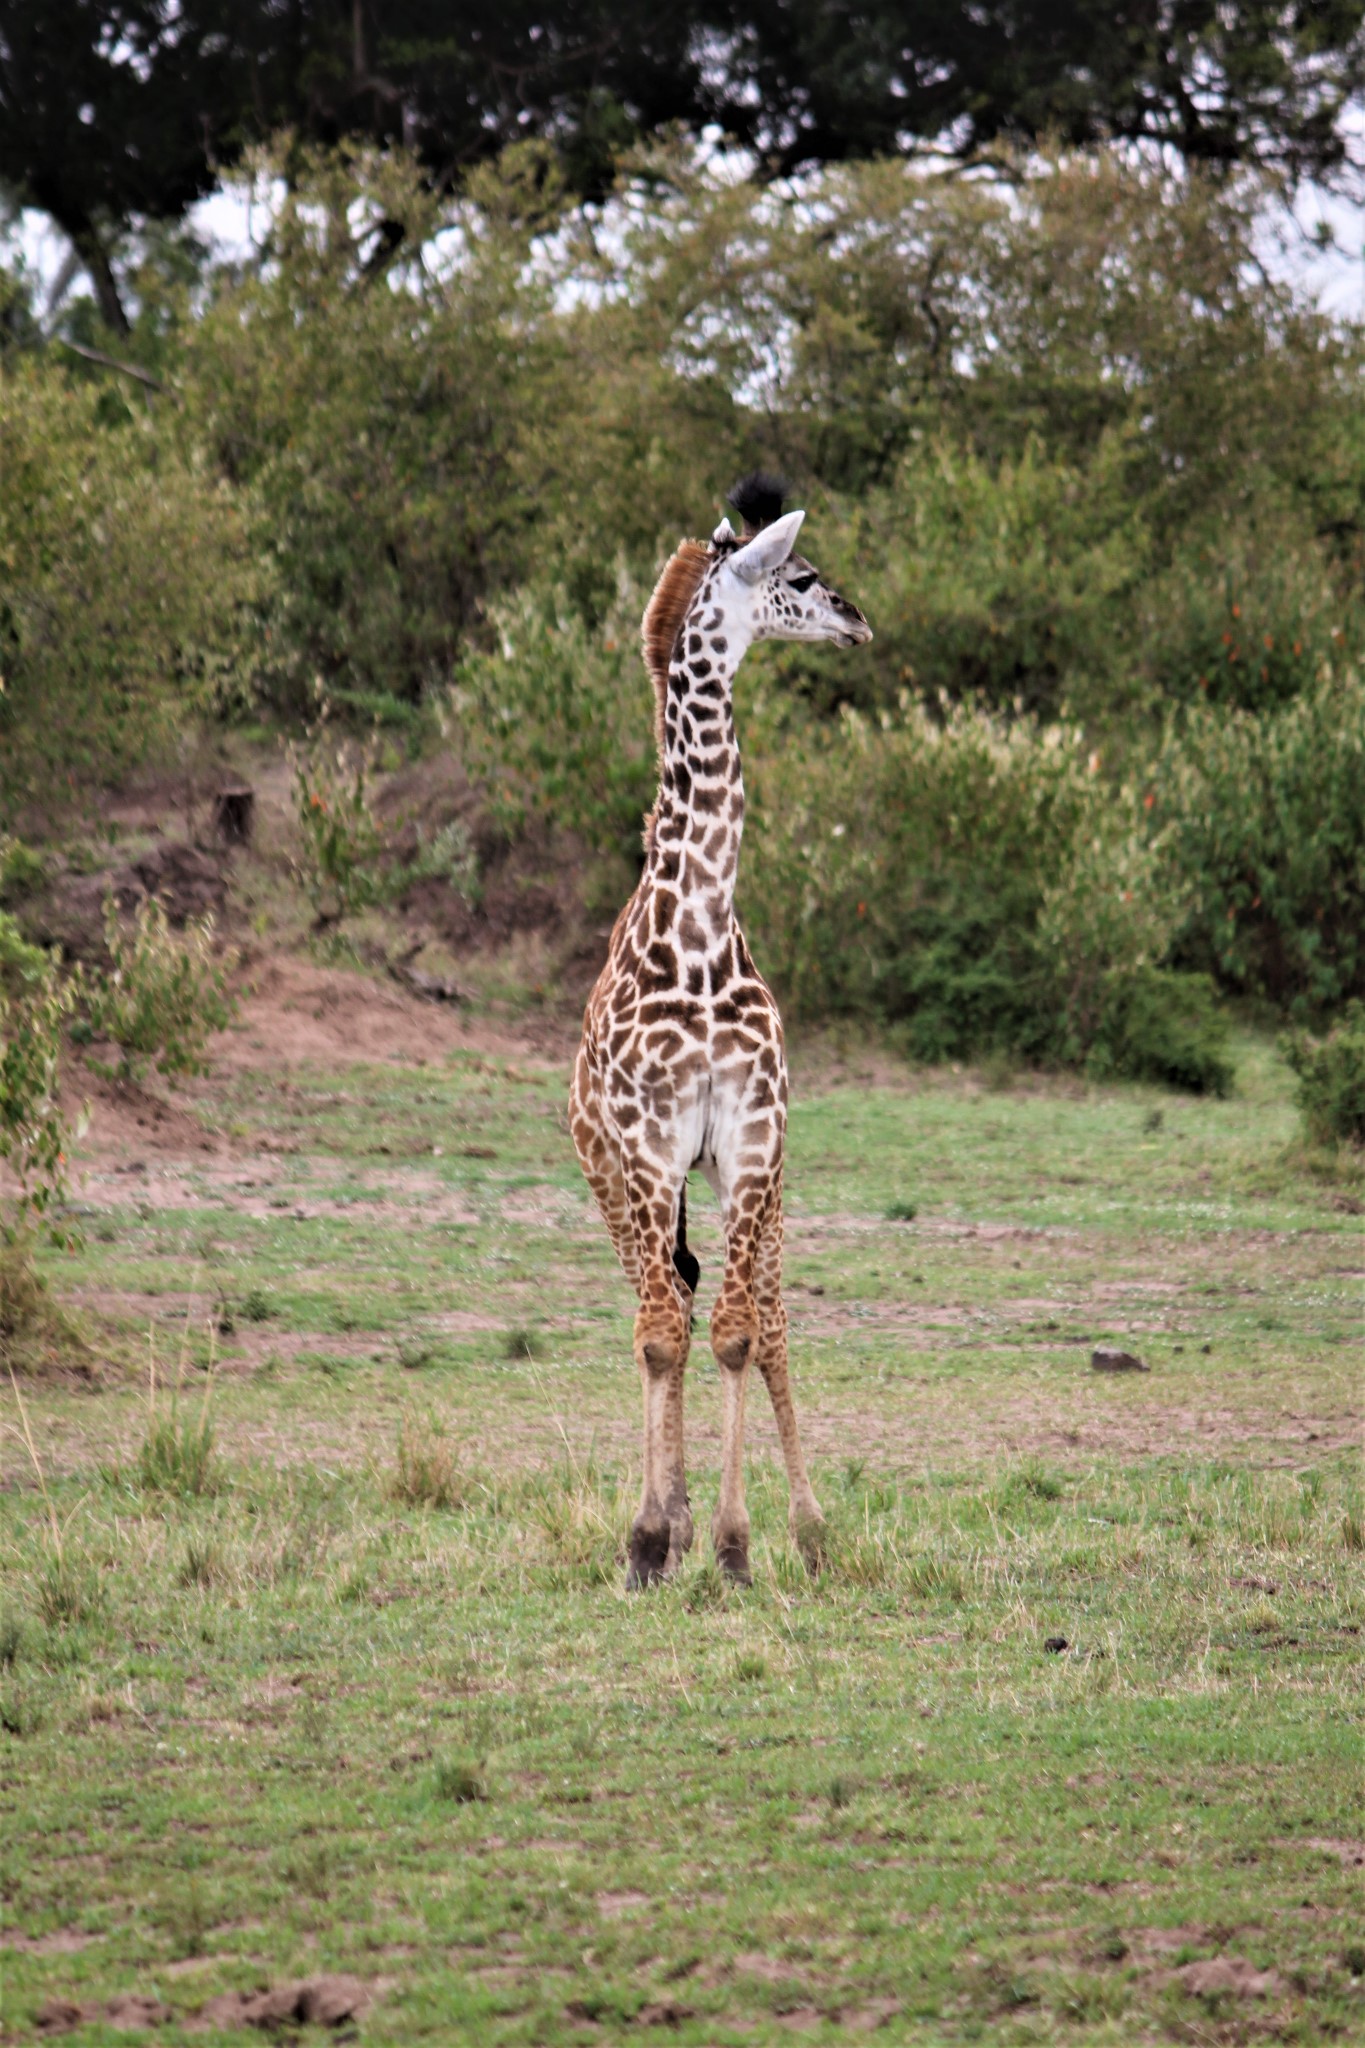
[645, 578, 746, 924]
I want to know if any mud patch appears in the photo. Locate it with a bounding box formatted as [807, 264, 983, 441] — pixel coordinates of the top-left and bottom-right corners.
[0, 1929, 101, 1954]
[1167, 1957, 1285, 1998]
[218, 953, 560, 1073]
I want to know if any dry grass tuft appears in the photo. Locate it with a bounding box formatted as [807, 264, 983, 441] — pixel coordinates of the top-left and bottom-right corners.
[389, 1410, 467, 1510]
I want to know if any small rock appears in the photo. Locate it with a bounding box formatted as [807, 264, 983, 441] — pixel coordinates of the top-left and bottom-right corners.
[1091, 1346, 1148, 1373]
[1044, 1635, 1069, 1654]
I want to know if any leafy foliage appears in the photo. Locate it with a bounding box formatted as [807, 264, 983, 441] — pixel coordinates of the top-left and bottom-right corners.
[0, 360, 268, 799]
[1152, 672, 1365, 1012]
[0, 921, 76, 1242]
[183, 146, 570, 721]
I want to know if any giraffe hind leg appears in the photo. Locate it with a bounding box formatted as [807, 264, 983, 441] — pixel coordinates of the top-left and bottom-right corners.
[752, 1188, 825, 1571]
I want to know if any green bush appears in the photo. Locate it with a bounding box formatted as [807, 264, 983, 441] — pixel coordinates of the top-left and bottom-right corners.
[1088, 966, 1232, 1096]
[0, 359, 267, 799]
[1282, 1005, 1365, 1147]
[81, 897, 237, 1084]
[739, 691, 1231, 1089]
[1152, 671, 1365, 1011]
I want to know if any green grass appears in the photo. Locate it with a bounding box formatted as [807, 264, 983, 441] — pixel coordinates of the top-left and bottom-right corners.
[0, 1027, 1361, 2044]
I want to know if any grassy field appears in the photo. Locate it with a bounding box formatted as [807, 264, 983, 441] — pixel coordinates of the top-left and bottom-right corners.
[1, 1001, 1362, 2045]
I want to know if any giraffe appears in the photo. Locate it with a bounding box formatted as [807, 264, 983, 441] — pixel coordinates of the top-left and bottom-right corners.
[568, 475, 872, 1588]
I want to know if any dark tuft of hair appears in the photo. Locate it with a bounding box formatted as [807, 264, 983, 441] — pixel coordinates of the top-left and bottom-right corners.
[727, 471, 788, 533]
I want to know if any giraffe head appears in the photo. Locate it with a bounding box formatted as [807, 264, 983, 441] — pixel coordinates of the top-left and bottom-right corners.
[719, 510, 872, 649]
[710, 475, 871, 652]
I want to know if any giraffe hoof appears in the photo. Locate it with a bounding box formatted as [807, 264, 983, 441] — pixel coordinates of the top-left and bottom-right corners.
[626, 1517, 670, 1590]
[715, 1539, 752, 1585]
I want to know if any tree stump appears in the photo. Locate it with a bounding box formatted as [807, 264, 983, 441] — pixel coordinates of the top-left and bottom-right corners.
[214, 785, 255, 845]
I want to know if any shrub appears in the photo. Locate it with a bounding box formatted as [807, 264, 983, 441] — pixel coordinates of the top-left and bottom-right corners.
[449, 579, 657, 865]
[1282, 1005, 1365, 1148]
[81, 896, 237, 1084]
[289, 730, 387, 923]
[1152, 671, 1365, 1011]
[791, 431, 1148, 722]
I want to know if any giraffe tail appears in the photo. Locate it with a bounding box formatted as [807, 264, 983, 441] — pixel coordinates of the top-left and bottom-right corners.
[672, 1186, 700, 1298]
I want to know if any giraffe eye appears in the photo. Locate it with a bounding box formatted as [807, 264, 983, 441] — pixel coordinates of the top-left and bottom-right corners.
[788, 573, 817, 593]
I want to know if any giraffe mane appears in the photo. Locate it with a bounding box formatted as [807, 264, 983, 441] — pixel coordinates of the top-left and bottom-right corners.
[639, 538, 712, 855]
[641, 538, 711, 758]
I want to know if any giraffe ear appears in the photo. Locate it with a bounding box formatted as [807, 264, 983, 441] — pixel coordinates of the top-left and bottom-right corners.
[728, 508, 805, 586]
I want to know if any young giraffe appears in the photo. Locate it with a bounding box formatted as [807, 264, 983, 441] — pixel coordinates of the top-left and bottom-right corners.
[569, 476, 872, 1588]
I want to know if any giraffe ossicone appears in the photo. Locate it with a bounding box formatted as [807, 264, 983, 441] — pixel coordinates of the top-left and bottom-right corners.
[568, 476, 872, 1589]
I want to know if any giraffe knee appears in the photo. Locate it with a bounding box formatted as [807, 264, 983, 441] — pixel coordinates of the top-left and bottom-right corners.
[711, 1303, 759, 1373]
[633, 1309, 687, 1376]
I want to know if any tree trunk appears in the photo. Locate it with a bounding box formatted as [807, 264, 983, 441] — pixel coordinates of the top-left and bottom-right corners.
[70, 220, 131, 337]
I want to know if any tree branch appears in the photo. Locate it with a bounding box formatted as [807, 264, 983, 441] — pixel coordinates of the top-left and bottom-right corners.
[57, 339, 164, 391]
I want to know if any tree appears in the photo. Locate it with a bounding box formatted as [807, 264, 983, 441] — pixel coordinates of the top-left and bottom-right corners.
[2, 0, 1361, 330]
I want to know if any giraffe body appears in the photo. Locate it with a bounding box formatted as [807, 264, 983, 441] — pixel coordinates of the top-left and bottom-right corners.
[569, 494, 871, 1586]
